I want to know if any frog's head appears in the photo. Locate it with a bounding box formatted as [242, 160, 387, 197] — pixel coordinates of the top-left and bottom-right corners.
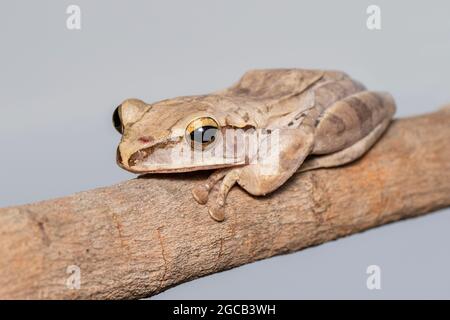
[113, 97, 252, 173]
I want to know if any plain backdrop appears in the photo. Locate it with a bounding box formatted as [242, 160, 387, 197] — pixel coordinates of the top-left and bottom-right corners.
[1, 0, 449, 299]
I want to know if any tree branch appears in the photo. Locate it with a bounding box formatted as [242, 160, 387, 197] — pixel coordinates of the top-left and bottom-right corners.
[1, 107, 450, 299]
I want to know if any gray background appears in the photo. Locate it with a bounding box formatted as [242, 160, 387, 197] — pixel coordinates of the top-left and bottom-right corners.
[1, 0, 449, 299]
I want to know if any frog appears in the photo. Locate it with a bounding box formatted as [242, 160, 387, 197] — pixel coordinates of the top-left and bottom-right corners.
[113, 69, 396, 222]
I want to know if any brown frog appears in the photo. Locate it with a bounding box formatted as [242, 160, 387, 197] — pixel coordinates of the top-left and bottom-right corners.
[113, 69, 396, 221]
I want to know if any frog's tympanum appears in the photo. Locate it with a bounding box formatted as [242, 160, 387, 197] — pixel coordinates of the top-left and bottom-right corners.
[113, 69, 396, 221]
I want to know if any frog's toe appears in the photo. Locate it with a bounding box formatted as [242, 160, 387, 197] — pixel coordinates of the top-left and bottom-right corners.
[192, 184, 209, 205]
[208, 204, 226, 222]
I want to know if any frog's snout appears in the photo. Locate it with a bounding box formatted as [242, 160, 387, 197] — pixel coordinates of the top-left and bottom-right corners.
[116, 144, 138, 172]
[116, 147, 141, 173]
[116, 141, 157, 173]
[116, 147, 128, 170]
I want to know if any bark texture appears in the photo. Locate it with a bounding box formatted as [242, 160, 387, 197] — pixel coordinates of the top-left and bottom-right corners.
[1, 107, 450, 299]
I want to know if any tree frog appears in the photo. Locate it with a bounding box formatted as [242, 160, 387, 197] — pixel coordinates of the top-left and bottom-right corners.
[113, 69, 396, 222]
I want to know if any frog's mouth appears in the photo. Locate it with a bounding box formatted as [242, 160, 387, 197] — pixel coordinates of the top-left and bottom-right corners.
[117, 137, 245, 174]
[128, 139, 180, 168]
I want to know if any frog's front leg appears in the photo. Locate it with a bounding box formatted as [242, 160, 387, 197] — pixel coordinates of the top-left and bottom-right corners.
[192, 168, 233, 205]
[207, 168, 242, 221]
[197, 128, 315, 221]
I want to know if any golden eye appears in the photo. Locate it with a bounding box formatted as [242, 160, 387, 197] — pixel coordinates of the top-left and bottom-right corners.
[185, 117, 220, 149]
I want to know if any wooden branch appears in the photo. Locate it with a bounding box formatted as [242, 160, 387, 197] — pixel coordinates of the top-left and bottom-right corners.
[1, 107, 450, 299]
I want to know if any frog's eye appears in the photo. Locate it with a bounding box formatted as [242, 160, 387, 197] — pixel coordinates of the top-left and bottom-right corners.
[113, 105, 124, 134]
[185, 117, 220, 149]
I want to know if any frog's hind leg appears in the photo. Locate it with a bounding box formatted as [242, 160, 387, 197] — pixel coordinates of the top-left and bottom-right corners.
[298, 117, 391, 173]
[299, 90, 396, 172]
[312, 91, 396, 154]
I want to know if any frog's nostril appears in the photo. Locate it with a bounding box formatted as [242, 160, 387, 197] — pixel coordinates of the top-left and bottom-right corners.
[138, 136, 154, 144]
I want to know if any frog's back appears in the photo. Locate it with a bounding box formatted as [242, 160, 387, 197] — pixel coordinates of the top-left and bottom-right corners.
[224, 69, 322, 99]
[221, 69, 359, 99]
[217, 69, 364, 128]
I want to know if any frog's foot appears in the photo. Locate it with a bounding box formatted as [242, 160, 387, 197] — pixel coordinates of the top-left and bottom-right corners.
[208, 203, 226, 222]
[192, 184, 210, 205]
[192, 168, 231, 205]
[206, 169, 241, 222]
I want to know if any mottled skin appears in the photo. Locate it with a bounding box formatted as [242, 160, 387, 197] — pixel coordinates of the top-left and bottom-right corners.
[114, 69, 396, 221]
